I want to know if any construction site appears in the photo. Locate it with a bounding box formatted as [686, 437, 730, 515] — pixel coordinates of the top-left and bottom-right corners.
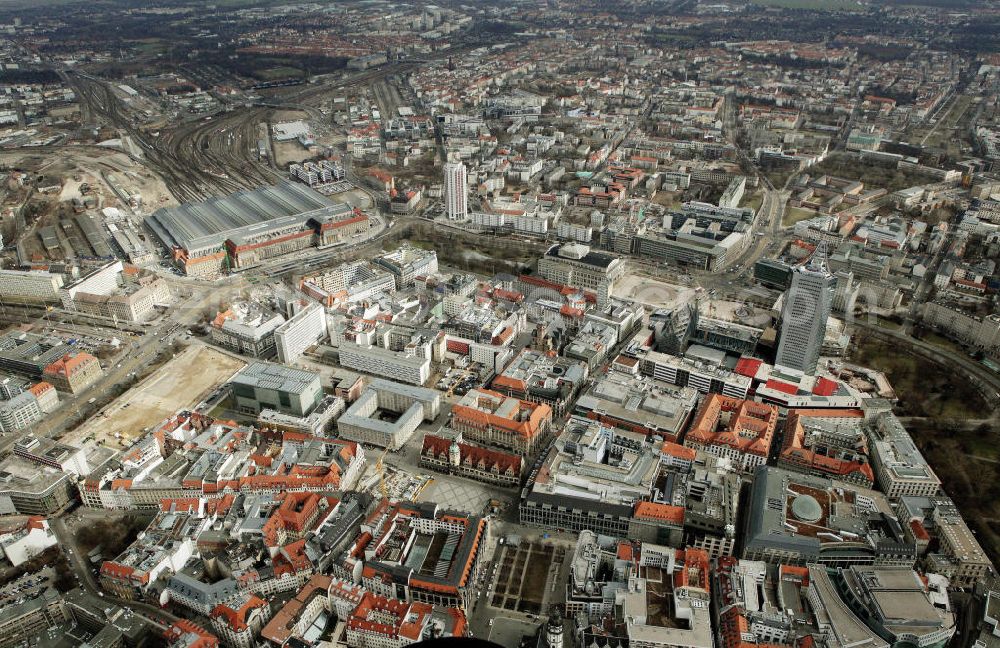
[62, 345, 245, 448]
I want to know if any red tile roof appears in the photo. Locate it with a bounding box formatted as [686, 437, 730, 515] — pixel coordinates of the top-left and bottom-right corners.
[764, 379, 799, 395]
[633, 501, 685, 525]
[164, 620, 219, 648]
[422, 434, 522, 475]
[812, 377, 838, 396]
[910, 519, 930, 541]
[43, 352, 98, 377]
[211, 595, 268, 632]
[779, 409, 872, 483]
[685, 394, 779, 459]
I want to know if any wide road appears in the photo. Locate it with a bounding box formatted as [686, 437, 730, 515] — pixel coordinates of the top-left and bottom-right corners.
[0, 285, 218, 457]
[50, 515, 177, 630]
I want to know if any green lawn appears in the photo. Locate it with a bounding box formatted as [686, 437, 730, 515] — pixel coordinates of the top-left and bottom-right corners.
[782, 206, 817, 227]
[741, 191, 764, 213]
[874, 318, 902, 331]
[852, 334, 987, 418]
[921, 331, 968, 357]
[131, 39, 170, 56]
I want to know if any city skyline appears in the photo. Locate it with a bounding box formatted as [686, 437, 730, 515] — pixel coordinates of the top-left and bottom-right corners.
[0, 2, 996, 648]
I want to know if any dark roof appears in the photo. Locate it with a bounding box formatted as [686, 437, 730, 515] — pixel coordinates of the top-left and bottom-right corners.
[545, 244, 617, 269]
[522, 489, 633, 519]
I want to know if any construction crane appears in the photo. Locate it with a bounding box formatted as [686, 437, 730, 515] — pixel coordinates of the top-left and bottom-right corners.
[375, 446, 390, 501]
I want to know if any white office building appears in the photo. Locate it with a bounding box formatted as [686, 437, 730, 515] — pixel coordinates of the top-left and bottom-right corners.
[0, 269, 64, 304]
[336, 379, 439, 450]
[0, 392, 44, 433]
[444, 154, 468, 221]
[337, 341, 431, 385]
[776, 255, 836, 376]
[275, 303, 328, 364]
[59, 260, 124, 308]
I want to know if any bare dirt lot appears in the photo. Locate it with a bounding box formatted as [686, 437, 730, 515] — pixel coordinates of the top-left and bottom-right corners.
[273, 140, 315, 167]
[64, 345, 245, 447]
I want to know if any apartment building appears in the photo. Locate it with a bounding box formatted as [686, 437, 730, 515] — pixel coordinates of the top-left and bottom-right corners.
[537, 243, 625, 306]
[210, 594, 272, 648]
[0, 391, 44, 433]
[0, 452, 76, 516]
[921, 301, 1000, 352]
[261, 575, 355, 647]
[490, 349, 588, 416]
[444, 154, 468, 221]
[300, 261, 396, 307]
[928, 499, 995, 588]
[868, 411, 941, 499]
[634, 349, 751, 399]
[70, 275, 170, 322]
[165, 620, 220, 648]
[345, 592, 466, 648]
[373, 247, 439, 288]
[0, 588, 68, 648]
[211, 302, 285, 358]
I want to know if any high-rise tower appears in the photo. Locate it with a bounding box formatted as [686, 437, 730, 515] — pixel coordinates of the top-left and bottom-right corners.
[775, 247, 835, 376]
[443, 154, 468, 221]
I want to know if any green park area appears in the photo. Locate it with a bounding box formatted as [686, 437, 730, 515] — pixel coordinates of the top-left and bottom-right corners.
[853, 333, 1000, 563]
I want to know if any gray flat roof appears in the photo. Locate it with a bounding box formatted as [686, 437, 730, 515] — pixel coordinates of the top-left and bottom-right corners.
[146, 181, 352, 253]
[232, 361, 319, 395]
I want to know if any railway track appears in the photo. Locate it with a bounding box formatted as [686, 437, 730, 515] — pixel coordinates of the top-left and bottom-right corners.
[68, 72, 222, 202]
[69, 72, 285, 202]
[62, 44, 479, 204]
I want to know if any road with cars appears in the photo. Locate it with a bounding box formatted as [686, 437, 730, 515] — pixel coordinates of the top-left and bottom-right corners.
[0, 285, 217, 456]
[50, 515, 177, 630]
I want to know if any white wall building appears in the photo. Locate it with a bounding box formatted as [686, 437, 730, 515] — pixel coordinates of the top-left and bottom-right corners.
[0, 269, 64, 304]
[59, 260, 124, 308]
[444, 155, 468, 221]
[0, 518, 58, 567]
[337, 342, 431, 385]
[275, 302, 328, 364]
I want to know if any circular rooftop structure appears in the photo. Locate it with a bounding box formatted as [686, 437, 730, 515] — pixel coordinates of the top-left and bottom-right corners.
[791, 494, 823, 523]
